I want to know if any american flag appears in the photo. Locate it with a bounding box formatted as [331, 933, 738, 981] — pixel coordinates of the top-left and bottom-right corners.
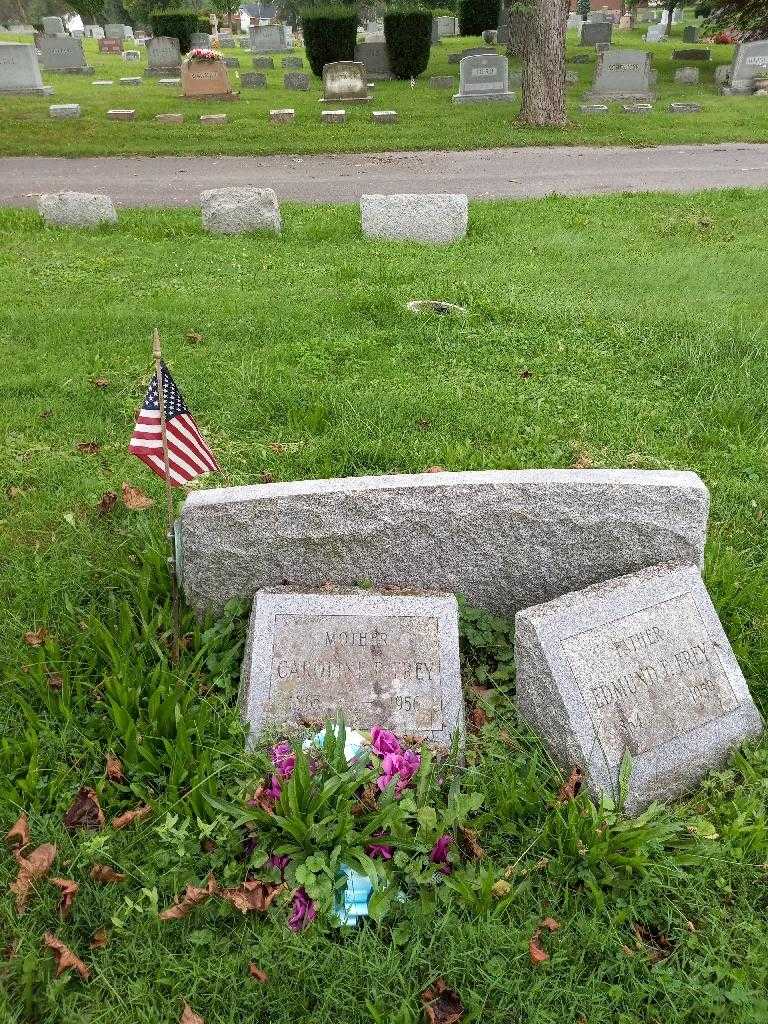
[129, 361, 220, 487]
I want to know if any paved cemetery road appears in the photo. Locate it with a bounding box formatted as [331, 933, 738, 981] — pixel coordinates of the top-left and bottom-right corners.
[2, 143, 768, 206]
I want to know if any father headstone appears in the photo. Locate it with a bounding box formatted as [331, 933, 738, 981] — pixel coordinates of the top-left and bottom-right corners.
[515, 564, 764, 814]
[586, 47, 653, 101]
[178, 469, 709, 618]
[145, 35, 181, 77]
[725, 39, 768, 93]
[321, 60, 371, 102]
[0, 41, 52, 94]
[354, 41, 392, 80]
[249, 24, 291, 53]
[240, 589, 464, 749]
[39, 34, 93, 73]
[453, 53, 514, 103]
[580, 22, 612, 46]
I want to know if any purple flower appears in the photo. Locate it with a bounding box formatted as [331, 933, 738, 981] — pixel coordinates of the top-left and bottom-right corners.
[366, 841, 394, 860]
[271, 741, 296, 779]
[430, 833, 453, 876]
[268, 854, 290, 880]
[265, 774, 282, 800]
[377, 749, 421, 796]
[288, 886, 316, 932]
[371, 727, 401, 757]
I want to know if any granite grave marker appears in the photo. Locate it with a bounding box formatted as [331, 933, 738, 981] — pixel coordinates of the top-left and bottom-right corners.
[453, 52, 514, 103]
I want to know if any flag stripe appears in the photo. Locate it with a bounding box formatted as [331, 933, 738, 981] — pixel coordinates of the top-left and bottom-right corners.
[128, 361, 219, 488]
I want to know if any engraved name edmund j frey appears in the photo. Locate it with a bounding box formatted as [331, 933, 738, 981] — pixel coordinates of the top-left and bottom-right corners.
[560, 592, 739, 767]
[266, 613, 445, 732]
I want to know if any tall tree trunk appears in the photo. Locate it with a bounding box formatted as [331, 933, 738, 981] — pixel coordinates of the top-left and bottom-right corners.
[514, 0, 569, 127]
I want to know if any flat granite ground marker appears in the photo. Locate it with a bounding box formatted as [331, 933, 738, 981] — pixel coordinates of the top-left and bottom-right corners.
[178, 469, 709, 618]
[515, 564, 763, 814]
[240, 589, 464, 749]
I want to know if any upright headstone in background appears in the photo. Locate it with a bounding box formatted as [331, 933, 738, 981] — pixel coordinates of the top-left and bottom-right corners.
[98, 37, 122, 53]
[85, 24, 105, 38]
[580, 21, 612, 46]
[178, 470, 709, 618]
[436, 15, 458, 37]
[249, 24, 291, 53]
[0, 41, 52, 94]
[453, 52, 514, 103]
[586, 47, 653, 101]
[190, 32, 212, 49]
[218, 30, 235, 47]
[39, 34, 93, 73]
[354, 41, 393, 80]
[145, 35, 181, 77]
[567, 12, 582, 30]
[682, 25, 699, 43]
[105, 23, 131, 40]
[448, 46, 498, 65]
[364, 19, 384, 40]
[725, 40, 768, 93]
[515, 565, 764, 814]
[41, 16, 65, 35]
[645, 24, 666, 42]
[321, 60, 371, 102]
[241, 589, 464, 750]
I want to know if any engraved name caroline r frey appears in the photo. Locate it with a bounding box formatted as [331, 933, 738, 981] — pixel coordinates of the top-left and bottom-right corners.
[561, 593, 738, 763]
[268, 613, 444, 730]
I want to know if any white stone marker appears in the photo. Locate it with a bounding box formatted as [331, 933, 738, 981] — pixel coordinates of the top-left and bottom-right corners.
[515, 564, 763, 814]
[240, 589, 464, 749]
[178, 469, 709, 618]
[200, 186, 282, 234]
[0, 42, 52, 95]
[38, 191, 117, 227]
[361, 193, 468, 243]
[49, 103, 80, 118]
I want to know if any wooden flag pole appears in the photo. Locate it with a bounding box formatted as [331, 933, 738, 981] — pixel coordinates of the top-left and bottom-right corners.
[153, 328, 181, 663]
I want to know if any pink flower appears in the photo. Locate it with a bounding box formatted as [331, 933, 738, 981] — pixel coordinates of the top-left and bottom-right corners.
[430, 834, 453, 875]
[265, 775, 282, 799]
[288, 886, 316, 932]
[366, 841, 394, 860]
[268, 854, 290, 880]
[377, 749, 421, 796]
[371, 726, 401, 757]
[271, 741, 296, 779]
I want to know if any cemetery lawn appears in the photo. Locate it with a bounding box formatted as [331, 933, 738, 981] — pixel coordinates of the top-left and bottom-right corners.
[1, 188, 768, 1024]
[0, 29, 768, 156]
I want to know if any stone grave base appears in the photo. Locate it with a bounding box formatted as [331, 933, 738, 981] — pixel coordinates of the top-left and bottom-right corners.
[181, 92, 239, 100]
[319, 95, 371, 103]
[584, 90, 654, 102]
[0, 84, 54, 95]
[452, 91, 515, 103]
[49, 66, 94, 74]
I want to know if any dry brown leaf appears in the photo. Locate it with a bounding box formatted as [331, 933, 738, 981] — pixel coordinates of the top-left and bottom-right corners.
[186, 330, 203, 344]
[92, 377, 109, 389]
[632, 922, 674, 963]
[420, 978, 465, 1024]
[43, 932, 90, 981]
[244, 784, 278, 814]
[248, 964, 268, 983]
[458, 826, 485, 861]
[23, 628, 48, 647]
[46, 672, 63, 692]
[491, 879, 512, 899]
[519, 368, 533, 380]
[468, 706, 488, 731]
[159, 874, 218, 921]
[97, 491, 118, 516]
[121, 482, 154, 511]
[541, 916, 560, 933]
[572, 449, 594, 470]
[89, 928, 109, 950]
[180, 1003, 204, 1024]
[259, 471, 275, 484]
[90, 864, 126, 884]
[64, 788, 105, 831]
[50, 877, 79, 919]
[111, 804, 152, 830]
[76, 442, 101, 455]
[267, 442, 286, 454]
[105, 753, 124, 783]
[424, 466, 446, 474]
[10, 843, 57, 912]
[5, 812, 29, 850]
[529, 929, 550, 965]
[557, 766, 584, 803]
[219, 880, 285, 914]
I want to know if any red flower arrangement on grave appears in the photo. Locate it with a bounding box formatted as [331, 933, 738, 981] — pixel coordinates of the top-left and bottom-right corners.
[188, 47, 222, 61]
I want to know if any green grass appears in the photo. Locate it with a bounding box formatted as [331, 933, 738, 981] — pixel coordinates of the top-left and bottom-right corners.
[0, 28, 767, 156]
[1, 190, 768, 1023]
